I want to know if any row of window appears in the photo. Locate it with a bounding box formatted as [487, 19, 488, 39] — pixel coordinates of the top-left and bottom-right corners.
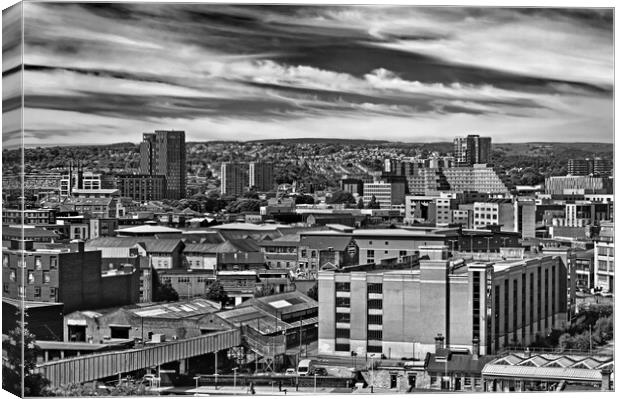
[3, 255, 58, 269]
[7, 269, 53, 284]
[3, 283, 56, 299]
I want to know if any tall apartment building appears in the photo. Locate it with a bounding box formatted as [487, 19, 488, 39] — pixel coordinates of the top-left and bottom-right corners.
[248, 162, 274, 192]
[363, 181, 406, 208]
[140, 130, 186, 199]
[115, 174, 167, 201]
[568, 158, 613, 177]
[443, 165, 509, 193]
[318, 246, 567, 358]
[406, 168, 451, 195]
[454, 135, 492, 166]
[221, 162, 249, 197]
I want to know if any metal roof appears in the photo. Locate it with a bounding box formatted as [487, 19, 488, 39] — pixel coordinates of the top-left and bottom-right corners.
[115, 225, 182, 234]
[482, 364, 602, 382]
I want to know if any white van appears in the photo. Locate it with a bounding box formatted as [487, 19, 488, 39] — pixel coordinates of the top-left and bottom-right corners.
[297, 359, 315, 376]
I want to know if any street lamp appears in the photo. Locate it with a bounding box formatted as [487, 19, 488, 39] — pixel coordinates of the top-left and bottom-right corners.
[370, 354, 375, 393]
[232, 367, 238, 389]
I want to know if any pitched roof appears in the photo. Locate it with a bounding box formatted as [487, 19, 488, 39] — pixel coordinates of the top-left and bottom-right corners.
[426, 353, 496, 374]
[86, 237, 182, 253]
[482, 364, 602, 382]
[2, 226, 60, 238]
[115, 225, 183, 234]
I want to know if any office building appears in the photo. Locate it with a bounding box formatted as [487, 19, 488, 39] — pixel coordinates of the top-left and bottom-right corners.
[60, 171, 102, 198]
[115, 174, 167, 201]
[318, 246, 568, 358]
[594, 222, 614, 292]
[140, 130, 186, 199]
[443, 165, 509, 194]
[515, 200, 536, 239]
[472, 200, 515, 231]
[341, 178, 364, 196]
[2, 208, 56, 225]
[363, 181, 406, 208]
[221, 162, 248, 197]
[454, 135, 492, 166]
[545, 176, 612, 195]
[248, 162, 274, 192]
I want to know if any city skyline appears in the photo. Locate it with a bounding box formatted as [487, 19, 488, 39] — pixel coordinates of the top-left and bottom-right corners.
[2, 4, 614, 149]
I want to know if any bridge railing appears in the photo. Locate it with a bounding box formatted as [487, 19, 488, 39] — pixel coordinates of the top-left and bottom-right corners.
[35, 329, 240, 388]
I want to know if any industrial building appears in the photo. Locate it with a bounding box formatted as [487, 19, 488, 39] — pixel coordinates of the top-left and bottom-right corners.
[318, 246, 568, 359]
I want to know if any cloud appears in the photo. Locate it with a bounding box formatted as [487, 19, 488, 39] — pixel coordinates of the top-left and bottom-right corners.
[3, 3, 612, 146]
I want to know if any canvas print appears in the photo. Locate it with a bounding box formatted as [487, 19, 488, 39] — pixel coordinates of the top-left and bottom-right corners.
[1, 2, 615, 397]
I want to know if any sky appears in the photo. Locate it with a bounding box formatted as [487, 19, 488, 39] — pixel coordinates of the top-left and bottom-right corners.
[1, 3, 614, 148]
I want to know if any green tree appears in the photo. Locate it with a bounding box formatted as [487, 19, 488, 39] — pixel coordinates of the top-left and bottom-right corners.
[306, 282, 318, 301]
[2, 313, 50, 397]
[206, 281, 230, 306]
[254, 284, 276, 298]
[357, 197, 365, 209]
[50, 380, 149, 396]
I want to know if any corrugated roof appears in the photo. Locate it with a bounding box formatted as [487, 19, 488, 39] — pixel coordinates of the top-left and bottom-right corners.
[2, 226, 60, 238]
[115, 225, 182, 234]
[130, 298, 220, 319]
[86, 237, 182, 253]
[482, 364, 602, 382]
[426, 353, 496, 374]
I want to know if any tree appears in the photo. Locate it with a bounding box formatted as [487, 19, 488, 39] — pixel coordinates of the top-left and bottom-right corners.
[306, 282, 318, 301]
[152, 269, 179, 302]
[295, 194, 315, 205]
[367, 195, 380, 209]
[357, 197, 365, 209]
[206, 281, 229, 306]
[328, 191, 355, 205]
[2, 312, 50, 397]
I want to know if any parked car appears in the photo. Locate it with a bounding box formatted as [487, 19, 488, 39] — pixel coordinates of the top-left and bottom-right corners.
[310, 367, 328, 376]
[285, 368, 297, 375]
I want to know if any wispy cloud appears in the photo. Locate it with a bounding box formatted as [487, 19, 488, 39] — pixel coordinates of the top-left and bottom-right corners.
[1, 3, 612, 148]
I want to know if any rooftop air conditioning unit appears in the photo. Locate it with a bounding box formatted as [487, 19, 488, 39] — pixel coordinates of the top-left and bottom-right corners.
[151, 333, 166, 343]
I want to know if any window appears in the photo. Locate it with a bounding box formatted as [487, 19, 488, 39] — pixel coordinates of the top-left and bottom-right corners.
[301, 250, 307, 257]
[3, 284, 8, 293]
[50, 257, 58, 269]
[3, 255, 8, 268]
[368, 314, 383, 325]
[335, 343, 350, 351]
[110, 326, 130, 339]
[336, 297, 350, 307]
[28, 271, 35, 284]
[17, 258, 25, 268]
[311, 250, 317, 258]
[368, 299, 383, 309]
[34, 286, 41, 297]
[368, 283, 383, 294]
[399, 251, 407, 257]
[367, 329, 383, 340]
[385, 241, 389, 245]
[336, 312, 351, 323]
[336, 282, 351, 292]
[43, 271, 51, 284]
[367, 250, 375, 258]
[9, 269, 16, 282]
[335, 328, 350, 338]
[35, 256, 42, 270]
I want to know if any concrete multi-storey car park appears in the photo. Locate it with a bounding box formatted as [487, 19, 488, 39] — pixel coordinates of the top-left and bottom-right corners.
[318, 246, 568, 359]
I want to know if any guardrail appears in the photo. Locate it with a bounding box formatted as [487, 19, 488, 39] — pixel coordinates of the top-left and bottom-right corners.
[194, 373, 356, 389]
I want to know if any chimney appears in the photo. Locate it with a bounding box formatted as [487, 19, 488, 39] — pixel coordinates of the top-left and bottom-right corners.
[70, 239, 85, 253]
[435, 333, 445, 351]
[472, 337, 480, 360]
[600, 369, 611, 391]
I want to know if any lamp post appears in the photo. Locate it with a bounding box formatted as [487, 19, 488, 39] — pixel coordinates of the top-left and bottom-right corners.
[370, 354, 375, 393]
[232, 367, 238, 389]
